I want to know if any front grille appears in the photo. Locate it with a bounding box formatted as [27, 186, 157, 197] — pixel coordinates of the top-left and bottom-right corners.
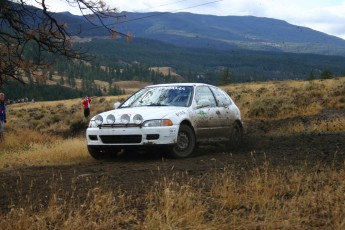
[101, 124, 141, 128]
[100, 135, 142, 144]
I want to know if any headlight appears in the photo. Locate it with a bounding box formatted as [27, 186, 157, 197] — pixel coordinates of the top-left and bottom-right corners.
[143, 119, 173, 127]
[106, 114, 116, 124]
[89, 120, 97, 128]
[133, 114, 143, 125]
[120, 114, 130, 124]
[95, 115, 103, 125]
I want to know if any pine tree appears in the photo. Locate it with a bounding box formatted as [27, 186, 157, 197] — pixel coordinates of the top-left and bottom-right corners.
[307, 71, 315, 81]
[220, 68, 232, 85]
[320, 69, 333, 79]
[59, 76, 65, 86]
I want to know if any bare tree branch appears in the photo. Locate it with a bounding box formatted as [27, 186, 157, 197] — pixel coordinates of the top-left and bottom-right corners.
[0, 0, 131, 85]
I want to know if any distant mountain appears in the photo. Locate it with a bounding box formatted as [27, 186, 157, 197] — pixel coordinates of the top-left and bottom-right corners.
[56, 11, 345, 56]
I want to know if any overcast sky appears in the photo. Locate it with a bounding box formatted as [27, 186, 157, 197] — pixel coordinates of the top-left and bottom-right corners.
[43, 0, 345, 39]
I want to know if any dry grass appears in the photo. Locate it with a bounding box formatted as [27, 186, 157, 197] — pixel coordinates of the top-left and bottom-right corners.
[1, 179, 140, 229]
[223, 77, 345, 119]
[207, 162, 345, 229]
[7, 95, 126, 135]
[1, 161, 345, 229]
[0, 96, 126, 169]
[142, 161, 345, 229]
[144, 174, 208, 229]
[113, 80, 150, 94]
[0, 129, 91, 169]
[223, 77, 345, 134]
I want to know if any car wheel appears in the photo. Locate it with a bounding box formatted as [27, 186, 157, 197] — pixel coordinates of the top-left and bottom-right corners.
[227, 121, 243, 150]
[169, 124, 196, 158]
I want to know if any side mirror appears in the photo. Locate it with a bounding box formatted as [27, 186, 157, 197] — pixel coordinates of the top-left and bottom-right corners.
[196, 99, 210, 109]
[114, 102, 121, 109]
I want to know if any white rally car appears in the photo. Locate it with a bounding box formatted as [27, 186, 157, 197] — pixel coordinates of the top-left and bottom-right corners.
[86, 83, 242, 159]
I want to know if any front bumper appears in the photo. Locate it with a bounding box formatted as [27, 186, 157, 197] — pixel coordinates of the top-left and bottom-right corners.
[86, 125, 179, 146]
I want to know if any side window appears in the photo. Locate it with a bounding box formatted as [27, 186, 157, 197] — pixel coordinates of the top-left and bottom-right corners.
[194, 86, 217, 107]
[211, 87, 232, 107]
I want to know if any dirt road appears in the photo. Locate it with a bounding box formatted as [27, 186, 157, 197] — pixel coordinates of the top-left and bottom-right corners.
[1, 128, 344, 213]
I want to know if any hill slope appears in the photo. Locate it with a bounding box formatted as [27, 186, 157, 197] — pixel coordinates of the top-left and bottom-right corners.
[57, 11, 345, 56]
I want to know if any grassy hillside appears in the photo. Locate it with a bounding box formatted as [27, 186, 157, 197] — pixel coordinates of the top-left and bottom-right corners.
[226, 77, 344, 122]
[2, 77, 344, 168]
[23, 75, 149, 95]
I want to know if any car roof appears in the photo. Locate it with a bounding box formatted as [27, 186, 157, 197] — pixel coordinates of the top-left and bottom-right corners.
[145, 83, 213, 88]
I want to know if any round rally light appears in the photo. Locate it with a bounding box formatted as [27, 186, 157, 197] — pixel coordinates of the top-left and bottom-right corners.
[95, 115, 103, 125]
[133, 114, 143, 125]
[106, 114, 116, 124]
[120, 114, 130, 124]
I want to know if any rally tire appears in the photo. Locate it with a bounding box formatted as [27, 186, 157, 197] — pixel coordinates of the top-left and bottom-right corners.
[168, 124, 196, 158]
[227, 121, 243, 150]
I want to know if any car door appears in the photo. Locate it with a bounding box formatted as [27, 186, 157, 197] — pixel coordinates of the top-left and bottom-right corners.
[192, 85, 224, 139]
[210, 86, 237, 135]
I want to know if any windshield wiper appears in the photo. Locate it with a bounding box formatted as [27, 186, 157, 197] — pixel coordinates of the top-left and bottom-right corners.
[147, 103, 169, 106]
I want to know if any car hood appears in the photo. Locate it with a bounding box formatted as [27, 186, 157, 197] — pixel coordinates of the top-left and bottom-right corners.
[95, 106, 188, 123]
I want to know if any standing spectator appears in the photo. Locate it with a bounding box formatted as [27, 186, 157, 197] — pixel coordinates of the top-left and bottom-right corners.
[82, 96, 91, 118]
[0, 93, 6, 140]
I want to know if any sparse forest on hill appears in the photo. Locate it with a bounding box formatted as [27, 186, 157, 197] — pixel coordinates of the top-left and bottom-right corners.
[3, 37, 345, 101]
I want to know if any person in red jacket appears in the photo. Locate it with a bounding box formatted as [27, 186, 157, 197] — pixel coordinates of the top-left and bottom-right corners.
[82, 96, 91, 118]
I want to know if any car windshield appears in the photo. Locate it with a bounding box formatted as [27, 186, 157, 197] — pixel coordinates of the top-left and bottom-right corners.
[121, 86, 193, 108]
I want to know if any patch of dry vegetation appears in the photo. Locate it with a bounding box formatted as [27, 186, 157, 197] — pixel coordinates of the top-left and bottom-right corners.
[224, 77, 345, 118]
[1, 161, 345, 229]
[7, 96, 126, 136]
[1, 96, 127, 169]
[113, 80, 150, 94]
[223, 77, 345, 133]
[149, 67, 184, 81]
[1, 175, 140, 229]
[142, 162, 345, 229]
[0, 130, 90, 169]
[20, 74, 150, 95]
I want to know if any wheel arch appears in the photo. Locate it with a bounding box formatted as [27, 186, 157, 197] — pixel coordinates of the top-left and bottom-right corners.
[178, 119, 198, 145]
[179, 119, 196, 135]
[234, 119, 244, 135]
[234, 119, 243, 129]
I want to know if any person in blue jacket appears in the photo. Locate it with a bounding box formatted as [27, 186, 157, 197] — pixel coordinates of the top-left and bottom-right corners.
[0, 93, 6, 140]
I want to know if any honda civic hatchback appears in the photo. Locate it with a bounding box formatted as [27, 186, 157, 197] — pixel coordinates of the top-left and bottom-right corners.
[86, 83, 243, 159]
